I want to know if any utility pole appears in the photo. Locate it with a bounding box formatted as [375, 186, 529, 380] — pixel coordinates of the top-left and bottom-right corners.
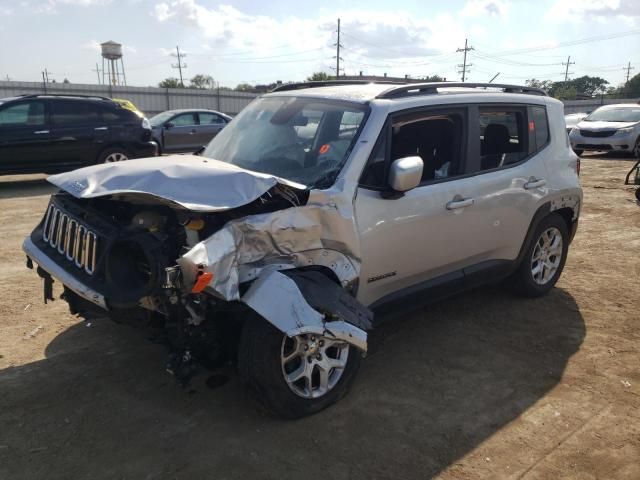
[92, 63, 102, 84]
[562, 56, 575, 83]
[332, 18, 344, 78]
[43, 68, 50, 83]
[456, 38, 473, 82]
[172, 45, 187, 87]
[42, 71, 47, 94]
[624, 62, 634, 83]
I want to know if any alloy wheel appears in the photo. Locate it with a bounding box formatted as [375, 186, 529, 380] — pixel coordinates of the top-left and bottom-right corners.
[281, 333, 349, 399]
[104, 152, 128, 163]
[531, 227, 563, 285]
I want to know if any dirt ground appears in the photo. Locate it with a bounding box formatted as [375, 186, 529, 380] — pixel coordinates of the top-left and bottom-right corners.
[0, 155, 638, 480]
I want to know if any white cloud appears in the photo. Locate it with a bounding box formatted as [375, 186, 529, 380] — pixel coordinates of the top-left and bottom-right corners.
[546, 0, 640, 24]
[462, 0, 511, 17]
[82, 39, 101, 51]
[0, 6, 13, 15]
[28, 0, 112, 14]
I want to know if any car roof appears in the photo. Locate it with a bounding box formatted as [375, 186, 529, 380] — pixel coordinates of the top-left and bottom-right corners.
[162, 108, 228, 115]
[266, 82, 550, 105]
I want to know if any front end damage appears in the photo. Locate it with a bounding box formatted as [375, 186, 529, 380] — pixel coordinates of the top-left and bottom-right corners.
[23, 156, 372, 385]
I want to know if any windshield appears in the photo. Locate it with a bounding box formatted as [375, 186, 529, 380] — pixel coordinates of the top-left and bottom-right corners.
[150, 111, 174, 126]
[202, 96, 368, 188]
[584, 107, 640, 123]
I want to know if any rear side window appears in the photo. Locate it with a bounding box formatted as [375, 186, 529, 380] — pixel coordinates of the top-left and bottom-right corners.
[52, 101, 100, 125]
[101, 105, 134, 124]
[0, 101, 45, 126]
[478, 107, 527, 170]
[528, 105, 549, 154]
[172, 113, 197, 126]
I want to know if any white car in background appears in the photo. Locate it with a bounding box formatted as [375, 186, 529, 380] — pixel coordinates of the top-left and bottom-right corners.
[569, 104, 640, 157]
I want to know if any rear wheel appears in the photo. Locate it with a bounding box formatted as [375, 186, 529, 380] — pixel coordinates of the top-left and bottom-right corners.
[238, 314, 361, 419]
[509, 213, 569, 297]
[573, 149, 583, 157]
[98, 147, 130, 164]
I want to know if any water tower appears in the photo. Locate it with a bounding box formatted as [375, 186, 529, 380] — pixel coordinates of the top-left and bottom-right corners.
[101, 41, 126, 86]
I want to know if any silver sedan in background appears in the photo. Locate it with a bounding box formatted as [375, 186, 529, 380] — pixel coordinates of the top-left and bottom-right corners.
[569, 104, 640, 157]
[150, 109, 232, 154]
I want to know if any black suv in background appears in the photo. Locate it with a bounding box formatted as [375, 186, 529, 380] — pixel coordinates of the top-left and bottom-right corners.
[0, 94, 157, 175]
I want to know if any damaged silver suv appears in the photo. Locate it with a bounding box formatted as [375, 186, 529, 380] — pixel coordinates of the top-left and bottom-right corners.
[23, 82, 582, 418]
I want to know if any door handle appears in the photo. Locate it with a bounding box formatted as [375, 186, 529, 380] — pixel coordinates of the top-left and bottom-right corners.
[446, 197, 474, 210]
[34, 130, 49, 134]
[524, 178, 546, 189]
[94, 126, 108, 131]
[189, 129, 196, 134]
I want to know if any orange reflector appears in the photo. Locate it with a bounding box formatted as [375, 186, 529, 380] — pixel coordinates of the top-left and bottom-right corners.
[319, 143, 330, 154]
[185, 218, 205, 230]
[191, 272, 213, 293]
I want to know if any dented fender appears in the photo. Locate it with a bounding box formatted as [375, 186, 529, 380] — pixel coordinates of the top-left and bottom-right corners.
[240, 269, 371, 352]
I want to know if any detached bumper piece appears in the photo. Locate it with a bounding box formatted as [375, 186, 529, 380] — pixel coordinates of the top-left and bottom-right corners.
[241, 269, 372, 352]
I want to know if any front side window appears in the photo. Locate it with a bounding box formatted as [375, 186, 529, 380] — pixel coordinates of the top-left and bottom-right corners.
[0, 101, 45, 126]
[203, 96, 368, 188]
[199, 112, 225, 124]
[172, 113, 197, 126]
[52, 101, 100, 125]
[479, 108, 527, 170]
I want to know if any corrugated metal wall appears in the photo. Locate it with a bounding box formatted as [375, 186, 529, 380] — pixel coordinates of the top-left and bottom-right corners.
[0, 81, 258, 116]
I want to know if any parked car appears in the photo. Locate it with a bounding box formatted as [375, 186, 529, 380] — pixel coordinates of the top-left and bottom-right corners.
[0, 94, 157, 175]
[569, 104, 640, 157]
[564, 112, 588, 134]
[23, 82, 582, 418]
[150, 109, 232, 154]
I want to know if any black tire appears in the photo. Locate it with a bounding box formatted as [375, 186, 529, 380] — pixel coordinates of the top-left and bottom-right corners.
[238, 313, 362, 419]
[97, 147, 131, 164]
[572, 149, 583, 157]
[509, 213, 569, 298]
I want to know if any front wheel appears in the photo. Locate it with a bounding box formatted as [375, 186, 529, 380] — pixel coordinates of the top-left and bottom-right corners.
[508, 213, 569, 297]
[238, 314, 361, 419]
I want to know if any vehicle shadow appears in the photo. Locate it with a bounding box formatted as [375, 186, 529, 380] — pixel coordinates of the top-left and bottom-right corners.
[0, 286, 585, 480]
[0, 176, 56, 199]
[581, 151, 638, 161]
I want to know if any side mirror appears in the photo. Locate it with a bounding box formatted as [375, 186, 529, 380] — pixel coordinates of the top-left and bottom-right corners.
[388, 156, 423, 192]
[164, 121, 174, 129]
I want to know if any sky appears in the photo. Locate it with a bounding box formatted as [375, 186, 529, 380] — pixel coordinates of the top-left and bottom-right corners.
[0, 0, 639, 88]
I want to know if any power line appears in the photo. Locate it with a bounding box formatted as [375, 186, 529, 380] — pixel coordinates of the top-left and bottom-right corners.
[171, 45, 187, 87]
[456, 38, 473, 82]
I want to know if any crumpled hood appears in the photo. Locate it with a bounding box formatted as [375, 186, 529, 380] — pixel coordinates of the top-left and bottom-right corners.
[576, 120, 638, 130]
[47, 155, 304, 212]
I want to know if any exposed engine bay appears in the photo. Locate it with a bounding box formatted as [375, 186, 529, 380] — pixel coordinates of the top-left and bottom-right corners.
[24, 157, 372, 386]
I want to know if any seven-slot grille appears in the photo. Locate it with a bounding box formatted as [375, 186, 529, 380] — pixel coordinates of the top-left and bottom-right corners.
[42, 203, 99, 275]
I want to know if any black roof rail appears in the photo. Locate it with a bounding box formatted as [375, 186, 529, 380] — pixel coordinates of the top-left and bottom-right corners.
[16, 93, 113, 101]
[271, 80, 405, 92]
[376, 82, 548, 99]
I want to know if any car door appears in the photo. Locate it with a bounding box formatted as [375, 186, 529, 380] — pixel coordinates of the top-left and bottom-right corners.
[195, 112, 226, 147]
[459, 104, 551, 276]
[0, 99, 52, 172]
[355, 106, 516, 307]
[49, 100, 104, 167]
[162, 112, 199, 152]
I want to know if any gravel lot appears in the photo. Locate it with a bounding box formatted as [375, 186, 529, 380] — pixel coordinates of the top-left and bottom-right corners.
[0, 155, 639, 480]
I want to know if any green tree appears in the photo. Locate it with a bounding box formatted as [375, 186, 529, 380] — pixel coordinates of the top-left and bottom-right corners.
[189, 74, 215, 89]
[569, 75, 609, 96]
[421, 75, 444, 82]
[234, 83, 255, 92]
[306, 71, 332, 81]
[158, 78, 183, 88]
[526, 79, 554, 92]
[552, 84, 578, 100]
[621, 72, 640, 97]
